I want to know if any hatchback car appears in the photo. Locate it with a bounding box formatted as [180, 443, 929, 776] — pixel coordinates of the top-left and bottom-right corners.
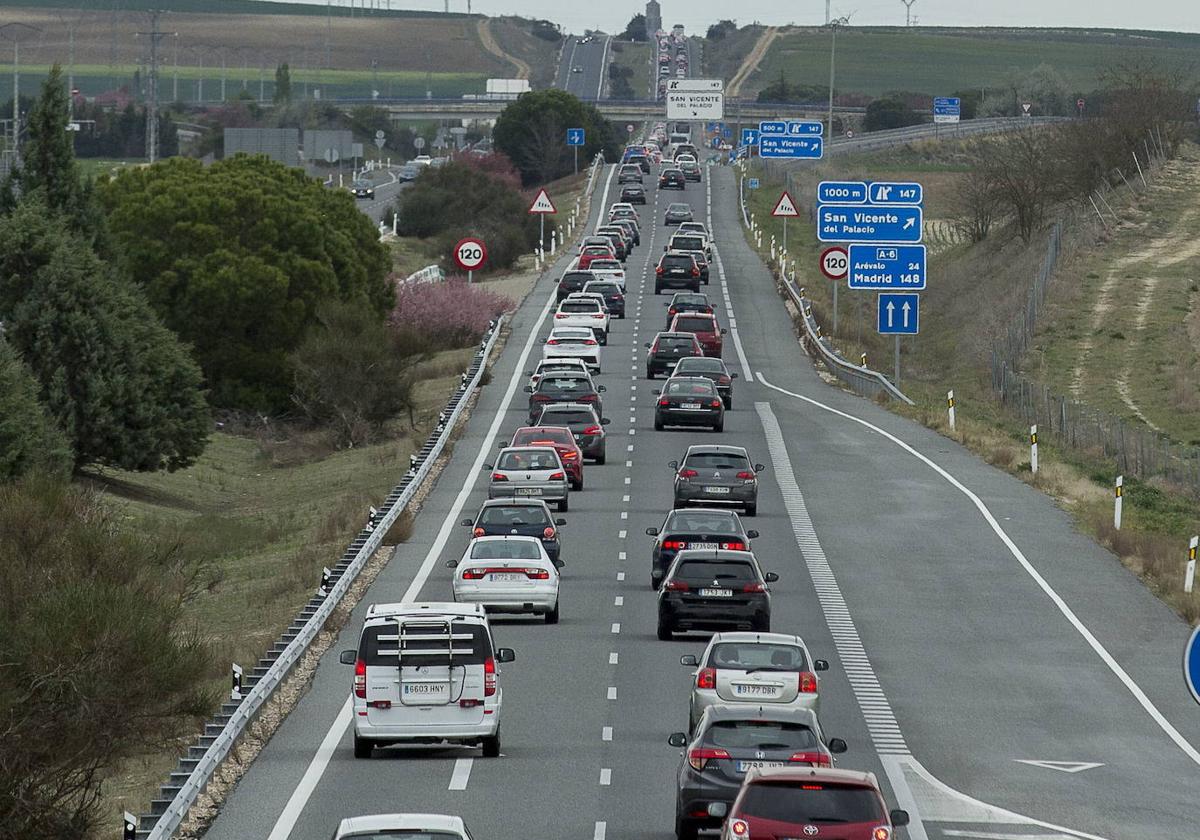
[660, 168, 686, 190]
[448, 535, 560, 623]
[525, 372, 604, 424]
[668, 707, 847, 840]
[462, 497, 565, 564]
[655, 376, 724, 432]
[534, 403, 609, 463]
[611, 218, 641, 247]
[671, 445, 764, 516]
[679, 159, 702, 182]
[664, 202, 693, 224]
[667, 234, 711, 283]
[578, 246, 617, 270]
[509, 425, 584, 491]
[671, 357, 736, 409]
[557, 269, 596, 302]
[646, 332, 703, 379]
[594, 227, 630, 261]
[586, 259, 627, 290]
[555, 296, 610, 343]
[486, 446, 569, 511]
[670, 312, 725, 357]
[655, 252, 702, 295]
[331, 813, 475, 840]
[647, 508, 757, 589]
[664, 292, 714, 327]
[543, 327, 601, 372]
[676, 221, 709, 238]
[526, 357, 591, 389]
[583, 279, 626, 318]
[618, 163, 644, 183]
[680, 632, 829, 731]
[657, 549, 777, 639]
[628, 153, 651, 173]
[620, 183, 646, 204]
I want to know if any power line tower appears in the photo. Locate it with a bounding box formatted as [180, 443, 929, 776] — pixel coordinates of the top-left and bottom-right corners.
[137, 9, 168, 163]
[901, 0, 916, 26]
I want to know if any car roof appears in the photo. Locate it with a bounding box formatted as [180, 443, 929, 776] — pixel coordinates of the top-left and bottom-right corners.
[479, 496, 553, 509]
[336, 814, 467, 835]
[366, 602, 484, 620]
[661, 251, 697, 259]
[699, 704, 820, 726]
[685, 444, 750, 455]
[744, 766, 880, 787]
[707, 630, 806, 646]
[655, 331, 698, 339]
[673, 548, 759, 563]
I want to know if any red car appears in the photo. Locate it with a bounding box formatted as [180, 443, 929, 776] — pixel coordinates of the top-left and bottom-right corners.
[670, 312, 726, 358]
[510, 425, 584, 490]
[578, 246, 617, 269]
[717, 767, 909, 840]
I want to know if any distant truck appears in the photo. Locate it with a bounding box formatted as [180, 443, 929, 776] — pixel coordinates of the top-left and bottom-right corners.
[484, 78, 530, 100]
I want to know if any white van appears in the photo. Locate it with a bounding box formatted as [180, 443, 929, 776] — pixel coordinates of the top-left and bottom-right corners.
[339, 602, 515, 758]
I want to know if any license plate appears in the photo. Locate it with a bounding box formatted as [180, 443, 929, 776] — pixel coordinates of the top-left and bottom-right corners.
[699, 588, 732, 598]
[681, 402, 702, 409]
[403, 683, 448, 697]
[489, 572, 525, 582]
[691, 542, 718, 549]
[515, 487, 542, 495]
[736, 760, 787, 773]
[733, 683, 780, 697]
[704, 486, 730, 494]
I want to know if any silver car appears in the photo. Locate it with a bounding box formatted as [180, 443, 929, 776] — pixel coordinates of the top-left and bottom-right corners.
[680, 632, 829, 732]
[671, 445, 765, 516]
[486, 446, 570, 511]
[448, 535, 560, 623]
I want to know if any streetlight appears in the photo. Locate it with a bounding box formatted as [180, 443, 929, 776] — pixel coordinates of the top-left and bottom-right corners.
[826, 16, 850, 143]
[0, 22, 42, 161]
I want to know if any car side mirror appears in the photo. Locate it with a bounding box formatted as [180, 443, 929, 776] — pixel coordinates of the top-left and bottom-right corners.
[646, 526, 660, 536]
[601, 418, 612, 425]
[764, 572, 779, 583]
[814, 659, 829, 671]
[523, 385, 533, 393]
[555, 518, 567, 526]
[668, 460, 679, 470]
[720, 329, 727, 335]
[680, 654, 699, 667]
[731, 372, 739, 379]
[483, 464, 494, 471]
[746, 530, 759, 539]
[663, 245, 669, 252]
[644, 342, 652, 348]
[498, 440, 508, 448]
[444, 558, 458, 568]
[890, 809, 910, 827]
[654, 389, 663, 395]
[524, 370, 533, 376]
[460, 518, 473, 526]
[828, 737, 848, 754]
[667, 732, 688, 748]
[338, 650, 357, 665]
[706, 802, 727, 819]
[754, 464, 766, 472]
[598, 385, 607, 392]
[495, 648, 516, 663]
[663, 301, 670, 306]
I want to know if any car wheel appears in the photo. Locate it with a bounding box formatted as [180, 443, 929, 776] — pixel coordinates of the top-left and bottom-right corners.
[654, 286, 662, 295]
[646, 368, 655, 379]
[713, 417, 724, 433]
[353, 734, 373, 759]
[599, 333, 608, 346]
[571, 476, 583, 491]
[595, 450, 606, 465]
[654, 416, 664, 431]
[559, 496, 569, 512]
[745, 503, 757, 517]
[657, 617, 674, 641]
[481, 732, 501, 758]
[545, 600, 560, 624]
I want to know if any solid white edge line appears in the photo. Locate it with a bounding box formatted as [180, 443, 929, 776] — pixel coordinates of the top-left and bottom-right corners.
[448, 758, 473, 791]
[264, 698, 351, 840]
[705, 175, 753, 379]
[756, 372, 1200, 769]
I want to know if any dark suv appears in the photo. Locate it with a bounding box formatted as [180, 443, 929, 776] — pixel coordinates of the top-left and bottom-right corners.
[657, 549, 777, 639]
[664, 292, 713, 327]
[534, 403, 610, 463]
[583, 280, 626, 318]
[660, 168, 686, 190]
[645, 332, 703, 379]
[646, 508, 757, 589]
[557, 270, 595, 302]
[655, 252, 701, 294]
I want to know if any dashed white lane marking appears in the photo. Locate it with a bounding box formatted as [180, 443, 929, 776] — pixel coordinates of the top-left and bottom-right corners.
[614, 595, 624, 606]
[448, 758, 473, 790]
[618, 529, 627, 539]
[607, 686, 617, 700]
[602, 726, 613, 741]
[599, 768, 612, 786]
[610, 622, 621, 634]
[593, 822, 606, 840]
[625, 459, 633, 467]
[618, 550, 627, 560]
[620, 511, 628, 519]
[622, 494, 630, 502]
[616, 571, 625, 581]
[609, 651, 619, 664]
[624, 476, 631, 484]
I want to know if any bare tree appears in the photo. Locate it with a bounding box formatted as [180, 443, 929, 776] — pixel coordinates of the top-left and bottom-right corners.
[950, 154, 1001, 242]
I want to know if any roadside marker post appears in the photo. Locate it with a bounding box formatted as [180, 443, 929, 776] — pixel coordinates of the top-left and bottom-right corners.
[1114, 475, 1124, 530]
[947, 390, 956, 431]
[230, 663, 244, 701]
[1186, 536, 1199, 593]
[1030, 425, 1039, 475]
[124, 812, 138, 840]
[860, 353, 867, 368]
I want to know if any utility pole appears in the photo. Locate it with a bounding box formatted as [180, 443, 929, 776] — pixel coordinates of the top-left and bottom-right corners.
[325, 0, 332, 91]
[901, 0, 916, 26]
[172, 33, 178, 102]
[826, 17, 848, 143]
[825, 0, 831, 25]
[136, 10, 169, 163]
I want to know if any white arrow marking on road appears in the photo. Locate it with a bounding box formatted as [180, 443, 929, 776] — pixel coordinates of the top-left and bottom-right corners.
[902, 301, 911, 327]
[902, 217, 916, 230]
[1013, 760, 1104, 774]
[886, 301, 895, 327]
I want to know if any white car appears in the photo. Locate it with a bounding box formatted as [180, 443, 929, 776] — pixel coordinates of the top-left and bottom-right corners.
[333, 814, 476, 840]
[554, 297, 610, 343]
[679, 631, 830, 732]
[527, 357, 592, 389]
[586, 258, 626, 290]
[449, 535, 561, 623]
[543, 326, 601, 372]
[608, 202, 638, 219]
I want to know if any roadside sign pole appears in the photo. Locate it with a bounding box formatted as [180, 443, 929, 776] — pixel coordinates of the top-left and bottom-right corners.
[782, 216, 787, 255]
[894, 335, 900, 384]
[833, 281, 839, 334]
[574, 145, 578, 175]
[539, 214, 545, 253]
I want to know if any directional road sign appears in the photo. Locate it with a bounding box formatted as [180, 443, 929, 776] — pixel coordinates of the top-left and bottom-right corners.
[667, 90, 724, 120]
[567, 127, 585, 146]
[847, 245, 927, 290]
[759, 120, 787, 135]
[760, 134, 823, 160]
[933, 96, 961, 124]
[817, 204, 923, 243]
[1187, 625, 1200, 706]
[878, 293, 919, 335]
[666, 78, 724, 92]
[818, 180, 868, 204]
[453, 238, 487, 273]
[867, 181, 923, 205]
[786, 120, 824, 136]
[747, 178, 760, 189]
[741, 128, 760, 147]
[820, 246, 848, 280]
[772, 191, 799, 218]
[528, 189, 556, 214]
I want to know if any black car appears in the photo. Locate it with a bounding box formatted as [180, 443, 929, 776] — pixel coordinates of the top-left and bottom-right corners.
[667, 706, 846, 840]
[667, 234, 710, 283]
[535, 403, 610, 463]
[657, 549, 777, 640]
[628, 153, 651, 173]
[594, 229, 628, 261]
[655, 252, 701, 294]
[525, 374, 605, 424]
[654, 376, 724, 432]
[671, 356, 737, 408]
[664, 203, 693, 225]
[557, 270, 596, 302]
[645, 332, 703, 379]
[350, 179, 375, 199]
[583, 280, 625, 318]
[646, 508, 757, 589]
[462, 499, 566, 566]
[659, 169, 686, 190]
[620, 183, 647, 205]
[664, 292, 714, 328]
[597, 225, 634, 256]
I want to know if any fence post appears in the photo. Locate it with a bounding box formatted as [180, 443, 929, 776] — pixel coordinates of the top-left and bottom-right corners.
[1113, 475, 1123, 530]
[1186, 536, 1198, 594]
[947, 390, 956, 431]
[1030, 425, 1039, 474]
[1133, 150, 1148, 188]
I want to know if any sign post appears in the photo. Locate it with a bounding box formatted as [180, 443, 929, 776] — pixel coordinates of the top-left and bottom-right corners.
[528, 188, 557, 255]
[1186, 624, 1200, 706]
[819, 245, 849, 334]
[771, 191, 799, 255]
[453, 237, 488, 283]
[876, 292, 919, 384]
[666, 78, 725, 120]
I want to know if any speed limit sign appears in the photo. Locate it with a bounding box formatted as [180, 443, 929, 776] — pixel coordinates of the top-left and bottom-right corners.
[819, 246, 848, 280]
[453, 238, 487, 273]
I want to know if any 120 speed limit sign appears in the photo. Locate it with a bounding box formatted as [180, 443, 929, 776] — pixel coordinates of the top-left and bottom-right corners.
[819, 246, 848, 280]
[453, 238, 488, 273]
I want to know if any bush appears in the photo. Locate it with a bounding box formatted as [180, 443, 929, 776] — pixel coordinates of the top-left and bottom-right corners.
[391, 279, 512, 350]
[492, 89, 622, 185]
[0, 334, 71, 481]
[863, 97, 924, 132]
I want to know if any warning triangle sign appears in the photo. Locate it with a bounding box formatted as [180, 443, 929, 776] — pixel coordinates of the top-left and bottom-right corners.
[772, 191, 799, 218]
[528, 189, 557, 214]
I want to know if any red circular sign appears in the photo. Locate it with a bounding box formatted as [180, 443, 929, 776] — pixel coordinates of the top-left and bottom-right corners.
[819, 246, 848, 280]
[453, 238, 487, 272]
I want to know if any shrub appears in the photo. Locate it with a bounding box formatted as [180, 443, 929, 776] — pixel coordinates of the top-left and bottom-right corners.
[390, 279, 512, 350]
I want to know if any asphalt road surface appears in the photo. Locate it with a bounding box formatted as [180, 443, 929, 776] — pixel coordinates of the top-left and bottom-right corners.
[556, 35, 612, 101]
[206, 146, 1200, 840]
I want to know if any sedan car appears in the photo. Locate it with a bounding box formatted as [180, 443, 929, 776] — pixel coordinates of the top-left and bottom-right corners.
[332, 814, 474, 840]
[655, 252, 702, 295]
[671, 445, 764, 516]
[618, 163, 644, 184]
[586, 258, 626, 290]
[646, 508, 757, 589]
[461, 497, 566, 564]
[667, 706, 846, 840]
[660, 168, 687, 190]
[664, 292, 714, 327]
[526, 357, 591, 389]
[669, 311, 725, 357]
[486, 446, 569, 511]
[350, 179, 375, 199]
[657, 549, 777, 639]
[655, 376, 724, 432]
[534, 403, 609, 463]
[577, 245, 617, 269]
[664, 202, 693, 225]
[620, 183, 646, 204]
[448, 535, 560, 622]
[525, 372, 604, 424]
[543, 326, 601, 373]
[510, 425, 584, 490]
[671, 356, 736, 408]
[679, 159, 702, 182]
[680, 632, 829, 732]
[583, 279, 625, 318]
[645, 331, 703, 379]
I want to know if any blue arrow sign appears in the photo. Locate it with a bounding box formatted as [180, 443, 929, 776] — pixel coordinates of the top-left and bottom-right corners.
[566, 127, 585, 147]
[760, 135, 823, 160]
[722, 127, 732, 139]
[741, 128, 760, 147]
[933, 96, 961, 115]
[1188, 626, 1200, 706]
[868, 181, 923, 205]
[848, 245, 926, 290]
[748, 178, 760, 189]
[818, 204, 923, 243]
[818, 180, 868, 204]
[787, 120, 824, 136]
[878, 293, 919, 335]
[759, 120, 787, 135]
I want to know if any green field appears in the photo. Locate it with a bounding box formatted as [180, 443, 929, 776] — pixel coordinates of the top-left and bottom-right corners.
[0, 0, 472, 17]
[610, 41, 653, 98]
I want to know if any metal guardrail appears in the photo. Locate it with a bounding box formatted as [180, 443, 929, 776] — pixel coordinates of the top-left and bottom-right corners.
[405, 264, 446, 285]
[826, 116, 1065, 156]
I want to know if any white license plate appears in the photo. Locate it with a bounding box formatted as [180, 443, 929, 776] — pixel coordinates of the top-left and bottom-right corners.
[736, 760, 787, 773]
[681, 402, 702, 409]
[704, 486, 731, 494]
[403, 683, 449, 697]
[489, 573, 525, 582]
[699, 588, 733, 597]
[690, 542, 719, 549]
[515, 487, 542, 495]
[733, 683, 780, 697]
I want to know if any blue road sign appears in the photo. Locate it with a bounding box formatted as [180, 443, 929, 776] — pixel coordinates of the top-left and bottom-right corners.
[933, 97, 961, 116]
[818, 180, 868, 204]
[710, 136, 722, 149]
[1187, 626, 1200, 705]
[817, 204, 923, 243]
[787, 120, 824, 136]
[867, 181, 923, 205]
[741, 128, 760, 147]
[848, 245, 927, 290]
[567, 128, 585, 147]
[877, 293, 919, 335]
[759, 120, 787, 135]
[723, 127, 732, 139]
[760, 135, 823, 160]
[707, 121, 719, 132]
[748, 178, 760, 189]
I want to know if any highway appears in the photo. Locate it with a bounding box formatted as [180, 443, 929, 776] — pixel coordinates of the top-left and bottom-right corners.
[199, 136, 1200, 839]
[555, 34, 613, 101]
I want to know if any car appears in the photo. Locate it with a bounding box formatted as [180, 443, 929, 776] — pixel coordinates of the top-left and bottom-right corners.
[655, 252, 702, 295]
[572, 65, 584, 73]
[677, 221, 709, 237]
[671, 356, 737, 408]
[667, 706, 847, 840]
[664, 292, 714, 327]
[595, 226, 632, 260]
[411, 154, 434, 166]
[448, 536, 560, 623]
[339, 602, 514, 758]
[680, 632, 829, 731]
[578, 245, 617, 269]
[557, 269, 597, 302]
[608, 210, 641, 232]
[645, 331, 703, 378]
[667, 233, 711, 282]
[486, 446, 570, 511]
[714, 767, 909, 840]
[674, 142, 699, 160]
[646, 508, 757, 589]
[583, 279, 626, 318]
[396, 163, 421, 181]
[608, 201, 639, 219]
[350, 179, 375, 199]
[620, 183, 647, 204]
[618, 163, 644, 184]
[510, 425, 584, 491]
[671, 444, 764, 515]
[674, 153, 697, 166]
[628, 153, 651, 173]
[569, 290, 612, 317]
[534, 403, 609, 463]
[657, 549, 778, 640]
[554, 296, 610, 343]
[611, 218, 641, 247]
[543, 326, 601, 372]
[664, 202, 693, 225]
[331, 814, 476, 840]
[586, 258, 627, 290]
[462, 497, 566, 563]
[660, 168, 687, 190]
[525, 371, 604, 424]
[655, 376, 725, 432]
[526, 357, 591, 388]
[670, 311, 725, 357]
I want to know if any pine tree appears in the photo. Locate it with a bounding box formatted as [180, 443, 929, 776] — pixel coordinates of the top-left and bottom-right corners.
[274, 63, 292, 105]
[20, 65, 84, 220]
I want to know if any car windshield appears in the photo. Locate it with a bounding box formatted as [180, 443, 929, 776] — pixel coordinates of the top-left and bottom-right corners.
[470, 540, 541, 560]
[478, 504, 550, 526]
[666, 379, 716, 396]
[708, 642, 807, 671]
[585, 283, 620, 295]
[497, 449, 560, 470]
[591, 260, 622, 270]
[738, 781, 883, 824]
[685, 452, 750, 470]
[674, 316, 716, 332]
[339, 833, 464, 840]
[675, 559, 755, 582]
[704, 720, 817, 751]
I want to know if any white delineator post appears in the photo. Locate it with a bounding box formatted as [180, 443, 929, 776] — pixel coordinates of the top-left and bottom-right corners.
[551, 228, 557, 255]
[1113, 475, 1123, 530]
[947, 390, 956, 431]
[1186, 536, 1198, 594]
[1030, 425, 1038, 474]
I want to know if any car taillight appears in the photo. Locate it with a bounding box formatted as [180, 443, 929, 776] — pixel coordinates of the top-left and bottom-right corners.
[691, 268, 699, 276]
[353, 659, 366, 698]
[729, 819, 749, 838]
[593, 313, 605, 319]
[665, 579, 689, 591]
[721, 541, 746, 551]
[719, 375, 731, 385]
[650, 343, 660, 352]
[656, 266, 664, 275]
[491, 473, 508, 481]
[484, 657, 497, 697]
[473, 527, 485, 537]
[662, 539, 685, 549]
[583, 338, 598, 345]
[696, 667, 716, 689]
[789, 751, 832, 767]
[710, 399, 721, 408]
[873, 829, 891, 840]
[543, 527, 556, 539]
[549, 471, 565, 480]
[736, 471, 756, 480]
[668, 308, 678, 318]
[687, 747, 730, 770]
[582, 425, 601, 435]
[799, 671, 818, 693]
[545, 339, 560, 345]
[561, 450, 578, 459]
[462, 568, 487, 580]
[555, 313, 568, 319]
[525, 567, 551, 579]
[742, 582, 766, 593]
[579, 394, 597, 403]
[532, 394, 551, 402]
[678, 468, 698, 479]
[659, 399, 670, 406]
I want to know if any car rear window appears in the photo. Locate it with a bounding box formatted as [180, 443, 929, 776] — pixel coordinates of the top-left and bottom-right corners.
[538, 376, 593, 395]
[560, 273, 591, 287]
[470, 540, 541, 560]
[658, 336, 698, 350]
[498, 449, 560, 470]
[666, 379, 716, 396]
[739, 781, 883, 825]
[672, 236, 704, 250]
[621, 164, 640, 172]
[668, 204, 690, 212]
[704, 720, 817, 751]
[707, 642, 807, 671]
[551, 329, 592, 341]
[590, 260, 622, 270]
[684, 452, 750, 470]
[662, 255, 695, 269]
[676, 559, 755, 582]
[560, 301, 599, 313]
[674, 316, 716, 332]
[513, 427, 573, 447]
[339, 831, 463, 840]
[358, 620, 492, 666]
[479, 504, 550, 526]
[676, 358, 724, 372]
[539, 409, 595, 425]
[584, 283, 620, 295]
[666, 510, 740, 534]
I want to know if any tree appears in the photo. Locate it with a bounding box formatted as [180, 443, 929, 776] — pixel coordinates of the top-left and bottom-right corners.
[0, 200, 211, 471]
[621, 14, 648, 41]
[863, 97, 923, 132]
[972, 129, 1059, 242]
[274, 62, 292, 105]
[493, 89, 620, 185]
[706, 20, 738, 40]
[0, 334, 71, 481]
[609, 63, 636, 99]
[97, 155, 393, 411]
